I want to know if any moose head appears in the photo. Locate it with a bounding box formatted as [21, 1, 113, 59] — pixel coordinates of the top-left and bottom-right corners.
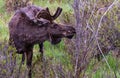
[9, 5, 75, 78]
[35, 6, 75, 43]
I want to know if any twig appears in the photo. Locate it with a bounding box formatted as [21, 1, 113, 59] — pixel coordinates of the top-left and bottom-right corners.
[95, 0, 119, 77]
[95, 0, 119, 38]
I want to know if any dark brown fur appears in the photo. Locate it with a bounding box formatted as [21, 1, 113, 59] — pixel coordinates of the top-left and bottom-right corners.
[9, 5, 75, 78]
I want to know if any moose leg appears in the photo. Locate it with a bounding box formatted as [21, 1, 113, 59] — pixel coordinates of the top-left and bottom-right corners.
[26, 46, 33, 78]
[39, 43, 43, 54]
[17, 53, 25, 78]
[39, 43, 46, 78]
[39, 43, 44, 61]
[21, 53, 25, 64]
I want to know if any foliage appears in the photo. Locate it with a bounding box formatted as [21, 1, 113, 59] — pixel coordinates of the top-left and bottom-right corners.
[72, 0, 120, 77]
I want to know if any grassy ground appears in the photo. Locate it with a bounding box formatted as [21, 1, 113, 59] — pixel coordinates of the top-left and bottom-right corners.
[0, 0, 120, 78]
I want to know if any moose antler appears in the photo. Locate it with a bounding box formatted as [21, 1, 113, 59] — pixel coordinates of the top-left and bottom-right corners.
[45, 7, 62, 20]
[36, 7, 62, 22]
[36, 9, 52, 21]
[51, 7, 62, 20]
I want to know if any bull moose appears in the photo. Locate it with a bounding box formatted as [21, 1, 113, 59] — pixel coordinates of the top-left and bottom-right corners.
[8, 5, 75, 78]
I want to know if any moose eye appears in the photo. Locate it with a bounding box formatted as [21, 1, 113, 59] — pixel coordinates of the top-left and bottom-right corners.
[68, 30, 71, 33]
[53, 24, 58, 26]
[52, 24, 58, 28]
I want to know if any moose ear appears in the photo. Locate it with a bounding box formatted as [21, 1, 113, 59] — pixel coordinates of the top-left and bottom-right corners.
[37, 18, 50, 26]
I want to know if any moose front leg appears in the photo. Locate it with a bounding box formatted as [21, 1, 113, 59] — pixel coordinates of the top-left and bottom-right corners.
[26, 48, 33, 78]
[39, 43, 46, 77]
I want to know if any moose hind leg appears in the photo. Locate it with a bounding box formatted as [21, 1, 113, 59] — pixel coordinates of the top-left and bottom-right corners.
[39, 43, 44, 61]
[26, 47, 33, 78]
[21, 53, 25, 64]
[39, 43, 43, 54]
